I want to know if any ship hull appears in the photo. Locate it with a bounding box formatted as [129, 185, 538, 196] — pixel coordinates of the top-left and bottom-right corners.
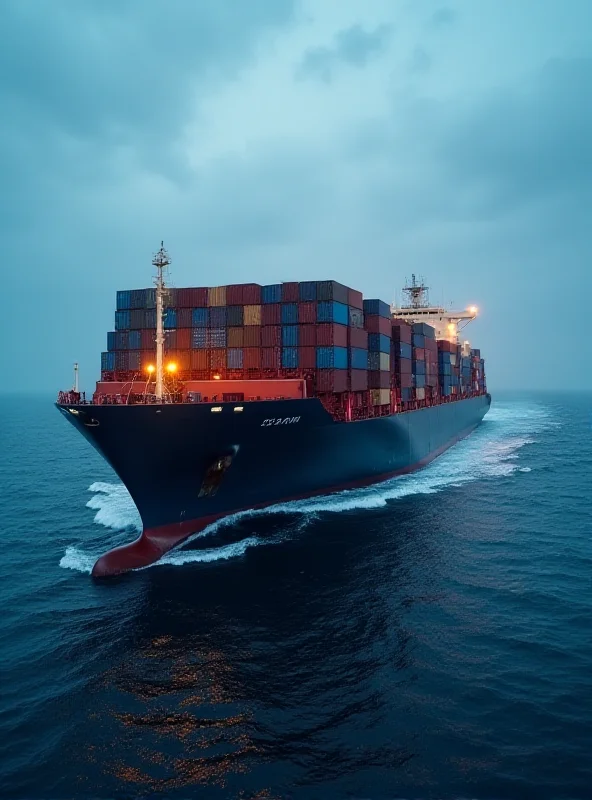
[57, 394, 491, 576]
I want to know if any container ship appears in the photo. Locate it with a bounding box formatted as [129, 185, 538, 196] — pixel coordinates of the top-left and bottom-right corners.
[57, 244, 490, 577]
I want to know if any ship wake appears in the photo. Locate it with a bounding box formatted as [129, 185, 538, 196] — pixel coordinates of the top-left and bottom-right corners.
[60, 400, 553, 574]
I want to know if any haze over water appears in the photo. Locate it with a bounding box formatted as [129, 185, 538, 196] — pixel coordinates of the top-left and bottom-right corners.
[1, 392, 591, 798]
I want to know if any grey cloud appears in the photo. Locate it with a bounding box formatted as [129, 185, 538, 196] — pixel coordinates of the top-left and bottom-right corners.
[297, 23, 392, 83]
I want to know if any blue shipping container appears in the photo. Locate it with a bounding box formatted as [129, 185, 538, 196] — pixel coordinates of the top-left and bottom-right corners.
[227, 348, 244, 369]
[191, 328, 208, 349]
[210, 328, 227, 348]
[394, 341, 413, 360]
[317, 301, 349, 325]
[299, 281, 317, 301]
[282, 325, 299, 346]
[107, 332, 116, 352]
[128, 351, 141, 371]
[316, 346, 348, 369]
[350, 348, 368, 369]
[401, 388, 413, 402]
[144, 288, 156, 309]
[101, 351, 115, 371]
[128, 330, 141, 350]
[282, 347, 299, 368]
[116, 290, 131, 311]
[227, 305, 244, 326]
[144, 310, 156, 329]
[164, 309, 177, 329]
[412, 333, 425, 348]
[368, 351, 388, 370]
[414, 374, 426, 388]
[115, 310, 130, 331]
[192, 308, 209, 327]
[348, 307, 364, 329]
[281, 303, 298, 324]
[363, 299, 391, 319]
[414, 360, 426, 376]
[262, 284, 282, 304]
[441, 386, 451, 397]
[439, 351, 451, 364]
[115, 331, 129, 350]
[210, 306, 228, 327]
[368, 333, 390, 354]
[412, 322, 435, 339]
[440, 363, 451, 376]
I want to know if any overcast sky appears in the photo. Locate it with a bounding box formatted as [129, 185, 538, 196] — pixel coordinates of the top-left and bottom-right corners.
[1, 0, 590, 392]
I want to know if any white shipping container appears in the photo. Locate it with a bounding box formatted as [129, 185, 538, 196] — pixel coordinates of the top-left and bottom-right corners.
[415, 387, 426, 400]
[371, 388, 390, 405]
[450, 353, 457, 366]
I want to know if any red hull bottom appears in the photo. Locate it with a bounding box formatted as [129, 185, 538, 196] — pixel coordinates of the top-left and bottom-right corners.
[91, 420, 480, 578]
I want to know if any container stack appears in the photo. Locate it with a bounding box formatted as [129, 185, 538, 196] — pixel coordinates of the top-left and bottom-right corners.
[390, 319, 413, 403]
[471, 349, 486, 394]
[363, 299, 391, 406]
[411, 323, 436, 402]
[102, 281, 371, 397]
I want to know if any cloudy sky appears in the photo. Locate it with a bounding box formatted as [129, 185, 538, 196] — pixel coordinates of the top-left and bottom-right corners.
[2, 0, 590, 392]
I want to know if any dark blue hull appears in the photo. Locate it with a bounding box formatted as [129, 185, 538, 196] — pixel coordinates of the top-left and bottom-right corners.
[57, 394, 491, 576]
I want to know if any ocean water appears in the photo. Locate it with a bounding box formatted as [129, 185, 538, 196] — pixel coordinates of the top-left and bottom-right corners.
[0, 392, 591, 799]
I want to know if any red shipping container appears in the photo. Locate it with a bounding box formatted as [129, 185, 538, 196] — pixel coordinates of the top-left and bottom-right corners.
[177, 287, 208, 307]
[350, 369, 368, 391]
[316, 323, 348, 347]
[261, 347, 281, 369]
[177, 328, 191, 349]
[348, 288, 363, 309]
[437, 339, 453, 352]
[262, 304, 281, 326]
[261, 325, 281, 347]
[298, 302, 316, 324]
[394, 357, 412, 374]
[210, 349, 226, 370]
[391, 320, 412, 344]
[365, 315, 391, 336]
[348, 327, 368, 348]
[177, 308, 193, 328]
[174, 350, 191, 371]
[191, 350, 208, 370]
[400, 372, 413, 388]
[413, 347, 425, 361]
[299, 324, 316, 346]
[164, 330, 177, 350]
[316, 369, 348, 392]
[298, 346, 316, 369]
[243, 325, 261, 347]
[243, 348, 262, 369]
[424, 337, 438, 353]
[141, 329, 154, 350]
[281, 282, 299, 302]
[227, 283, 261, 305]
[368, 370, 390, 389]
[227, 327, 244, 347]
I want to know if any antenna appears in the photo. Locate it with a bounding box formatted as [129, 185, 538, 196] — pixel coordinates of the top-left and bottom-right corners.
[402, 274, 430, 309]
[152, 241, 171, 402]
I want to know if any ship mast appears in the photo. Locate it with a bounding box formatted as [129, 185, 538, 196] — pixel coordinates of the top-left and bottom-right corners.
[152, 241, 170, 402]
[402, 274, 430, 309]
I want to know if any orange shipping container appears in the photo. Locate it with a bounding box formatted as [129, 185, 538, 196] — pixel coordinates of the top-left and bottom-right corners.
[208, 286, 227, 307]
[371, 388, 390, 406]
[244, 304, 262, 325]
[227, 327, 244, 347]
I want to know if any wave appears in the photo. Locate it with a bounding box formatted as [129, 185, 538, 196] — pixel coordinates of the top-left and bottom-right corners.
[60, 399, 551, 573]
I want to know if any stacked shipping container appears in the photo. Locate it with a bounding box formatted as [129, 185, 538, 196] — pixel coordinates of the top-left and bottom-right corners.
[103, 282, 486, 410]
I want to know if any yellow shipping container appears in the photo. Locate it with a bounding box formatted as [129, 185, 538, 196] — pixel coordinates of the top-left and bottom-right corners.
[208, 286, 227, 307]
[371, 388, 390, 406]
[244, 304, 262, 325]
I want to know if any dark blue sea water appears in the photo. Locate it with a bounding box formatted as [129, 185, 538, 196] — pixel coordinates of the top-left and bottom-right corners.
[1, 393, 591, 799]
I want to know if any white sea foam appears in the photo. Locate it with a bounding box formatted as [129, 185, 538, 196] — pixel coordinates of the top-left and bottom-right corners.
[61, 400, 550, 573]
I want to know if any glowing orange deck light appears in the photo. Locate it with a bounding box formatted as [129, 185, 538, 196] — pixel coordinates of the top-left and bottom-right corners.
[166, 363, 177, 373]
[146, 364, 155, 374]
[213, 373, 221, 380]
